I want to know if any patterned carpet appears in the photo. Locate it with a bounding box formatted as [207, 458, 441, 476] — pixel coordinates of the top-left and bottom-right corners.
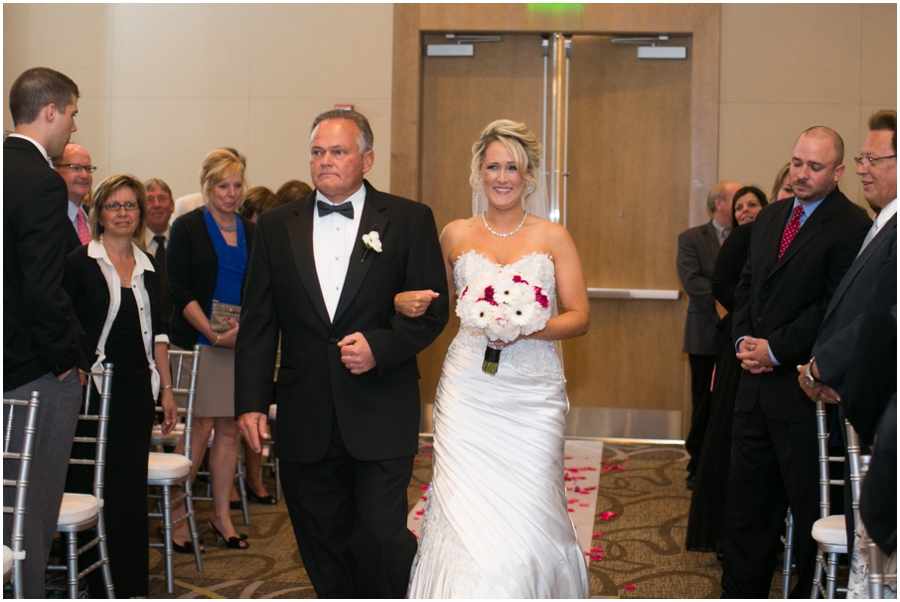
[144, 440, 789, 599]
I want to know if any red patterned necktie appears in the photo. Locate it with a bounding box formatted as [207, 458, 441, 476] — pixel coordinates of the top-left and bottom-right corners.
[777, 205, 804, 260]
[76, 210, 92, 245]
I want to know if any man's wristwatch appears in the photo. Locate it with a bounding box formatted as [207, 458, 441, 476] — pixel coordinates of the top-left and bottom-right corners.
[804, 357, 824, 389]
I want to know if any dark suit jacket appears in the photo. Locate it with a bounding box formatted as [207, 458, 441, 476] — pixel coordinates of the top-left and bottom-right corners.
[677, 220, 721, 354]
[234, 181, 449, 463]
[63, 212, 82, 256]
[62, 244, 166, 363]
[3, 136, 85, 388]
[732, 188, 871, 423]
[166, 207, 255, 349]
[813, 215, 896, 393]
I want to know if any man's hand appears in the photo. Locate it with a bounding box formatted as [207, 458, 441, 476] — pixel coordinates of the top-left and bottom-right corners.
[338, 332, 376, 374]
[394, 290, 439, 318]
[57, 368, 73, 382]
[736, 336, 774, 374]
[238, 412, 269, 454]
[796, 362, 841, 404]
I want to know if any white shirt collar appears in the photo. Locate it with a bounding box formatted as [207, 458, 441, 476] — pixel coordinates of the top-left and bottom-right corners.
[315, 183, 366, 211]
[144, 226, 170, 244]
[875, 198, 897, 229]
[87, 238, 155, 272]
[8, 133, 50, 161]
[67, 200, 87, 223]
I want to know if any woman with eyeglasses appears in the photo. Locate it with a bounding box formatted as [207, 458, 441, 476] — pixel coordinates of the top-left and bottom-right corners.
[63, 174, 178, 598]
[166, 149, 255, 550]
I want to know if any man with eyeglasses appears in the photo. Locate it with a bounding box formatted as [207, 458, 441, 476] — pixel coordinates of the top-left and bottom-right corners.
[53, 142, 96, 253]
[797, 109, 897, 557]
[721, 126, 871, 598]
[4, 67, 89, 598]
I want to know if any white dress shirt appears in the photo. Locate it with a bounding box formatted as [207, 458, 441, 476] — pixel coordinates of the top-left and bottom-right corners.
[67, 200, 88, 233]
[313, 185, 366, 320]
[7, 133, 49, 161]
[86, 239, 169, 397]
[873, 198, 897, 235]
[144, 227, 171, 256]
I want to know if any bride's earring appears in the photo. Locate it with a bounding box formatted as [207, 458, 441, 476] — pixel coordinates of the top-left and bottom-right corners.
[526, 183, 534, 194]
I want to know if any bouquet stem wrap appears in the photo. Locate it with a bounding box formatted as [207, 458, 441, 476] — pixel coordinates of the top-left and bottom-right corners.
[482, 342, 503, 374]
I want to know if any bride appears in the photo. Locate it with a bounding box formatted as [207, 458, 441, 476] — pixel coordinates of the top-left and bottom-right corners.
[401, 120, 590, 598]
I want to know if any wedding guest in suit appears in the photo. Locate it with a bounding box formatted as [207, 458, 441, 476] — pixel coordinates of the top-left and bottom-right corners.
[167, 149, 255, 550]
[172, 147, 246, 221]
[53, 143, 96, 253]
[686, 185, 769, 556]
[238, 185, 282, 223]
[144, 178, 175, 331]
[797, 109, 897, 551]
[2, 66, 87, 599]
[676, 180, 741, 490]
[63, 174, 178, 598]
[276, 179, 313, 204]
[721, 126, 871, 598]
[236, 109, 448, 598]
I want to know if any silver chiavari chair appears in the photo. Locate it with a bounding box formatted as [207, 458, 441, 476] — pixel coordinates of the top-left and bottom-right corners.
[147, 345, 203, 593]
[810, 400, 847, 599]
[47, 365, 115, 599]
[3, 391, 40, 598]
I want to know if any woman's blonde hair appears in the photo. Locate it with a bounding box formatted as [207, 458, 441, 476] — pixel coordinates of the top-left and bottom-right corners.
[89, 174, 148, 245]
[199, 149, 246, 207]
[770, 162, 791, 203]
[470, 120, 542, 193]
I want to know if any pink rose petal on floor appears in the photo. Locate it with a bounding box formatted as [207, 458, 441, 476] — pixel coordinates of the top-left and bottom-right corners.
[599, 511, 618, 520]
[426, 454, 433, 458]
[421, 495, 428, 501]
[592, 532, 602, 537]
[567, 499, 577, 504]
[415, 509, 424, 516]
[590, 554, 605, 561]
[567, 508, 574, 513]
[579, 503, 589, 507]
[417, 484, 429, 490]
[566, 467, 580, 473]
[413, 517, 420, 521]
[564, 455, 573, 460]
[590, 546, 604, 553]
[583, 551, 590, 556]
[624, 585, 635, 591]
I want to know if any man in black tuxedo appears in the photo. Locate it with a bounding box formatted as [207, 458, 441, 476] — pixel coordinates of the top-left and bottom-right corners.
[3, 67, 87, 598]
[797, 110, 897, 552]
[721, 126, 871, 598]
[53, 142, 95, 253]
[676, 180, 741, 489]
[236, 109, 448, 598]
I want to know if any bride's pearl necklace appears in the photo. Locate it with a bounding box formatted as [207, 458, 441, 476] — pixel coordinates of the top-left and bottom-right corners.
[482, 212, 527, 238]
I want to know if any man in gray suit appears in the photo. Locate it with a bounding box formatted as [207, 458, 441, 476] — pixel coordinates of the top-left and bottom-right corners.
[797, 109, 897, 550]
[677, 180, 741, 489]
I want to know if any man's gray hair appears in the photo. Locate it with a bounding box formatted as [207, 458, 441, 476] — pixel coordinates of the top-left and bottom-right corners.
[310, 109, 374, 154]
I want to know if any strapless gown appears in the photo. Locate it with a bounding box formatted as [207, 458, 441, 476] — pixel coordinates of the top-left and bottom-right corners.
[408, 251, 589, 599]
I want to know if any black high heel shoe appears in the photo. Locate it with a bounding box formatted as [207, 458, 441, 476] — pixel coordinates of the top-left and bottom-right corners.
[208, 519, 250, 549]
[172, 539, 204, 555]
[246, 489, 277, 505]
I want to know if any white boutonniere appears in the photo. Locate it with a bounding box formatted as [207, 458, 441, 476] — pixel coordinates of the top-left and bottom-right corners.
[361, 230, 382, 262]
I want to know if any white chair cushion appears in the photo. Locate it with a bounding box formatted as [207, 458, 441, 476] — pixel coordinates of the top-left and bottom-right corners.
[268, 404, 277, 421]
[811, 514, 848, 547]
[58, 493, 99, 526]
[150, 423, 184, 447]
[3, 544, 12, 583]
[147, 452, 190, 481]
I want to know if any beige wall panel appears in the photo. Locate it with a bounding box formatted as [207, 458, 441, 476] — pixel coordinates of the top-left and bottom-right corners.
[249, 4, 393, 100]
[861, 5, 898, 106]
[562, 300, 685, 410]
[720, 4, 862, 105]
[67, 96, 112, 184]
[109, 4, 251, 99]
[246, 97, 392, 194]
[718, 102, 865, 207]
[107, 97, 250, 197]
[2, 4, 111, 103]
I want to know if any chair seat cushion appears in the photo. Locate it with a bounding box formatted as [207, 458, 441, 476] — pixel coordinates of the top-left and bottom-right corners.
[3, 544, 12, 583]
[812, 514, 848, 547]
[58, 493, 99, 526]
[147, 452, 190, 481]
[150, 423, 184, 447]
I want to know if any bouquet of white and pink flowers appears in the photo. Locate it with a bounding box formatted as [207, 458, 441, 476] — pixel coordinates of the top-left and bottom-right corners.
[456, 266, 551, 374]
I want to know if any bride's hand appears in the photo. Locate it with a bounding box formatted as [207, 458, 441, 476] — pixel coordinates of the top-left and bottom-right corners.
[394, 290, 439, 318]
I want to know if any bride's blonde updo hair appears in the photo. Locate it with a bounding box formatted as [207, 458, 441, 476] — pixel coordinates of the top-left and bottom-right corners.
[470, 120, 542, 193]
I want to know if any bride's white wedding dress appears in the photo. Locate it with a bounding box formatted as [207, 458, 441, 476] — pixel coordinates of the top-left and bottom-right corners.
[408, 251, 589, 599]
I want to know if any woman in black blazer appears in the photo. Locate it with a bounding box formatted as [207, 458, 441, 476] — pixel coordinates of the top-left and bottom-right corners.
[166, 149, 255, 550]
[63, 174, 177, 598]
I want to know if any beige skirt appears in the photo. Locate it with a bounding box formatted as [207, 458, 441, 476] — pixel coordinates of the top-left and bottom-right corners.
[173, 344, 235, 418]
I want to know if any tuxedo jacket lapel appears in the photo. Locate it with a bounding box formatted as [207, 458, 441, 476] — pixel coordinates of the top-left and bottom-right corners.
[288, 198, 331, 325]
[770, 192, 844, 277]
[332, 186, 389, 325]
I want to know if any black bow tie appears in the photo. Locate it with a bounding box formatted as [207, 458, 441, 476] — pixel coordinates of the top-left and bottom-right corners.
[317, 200, 354, 219]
